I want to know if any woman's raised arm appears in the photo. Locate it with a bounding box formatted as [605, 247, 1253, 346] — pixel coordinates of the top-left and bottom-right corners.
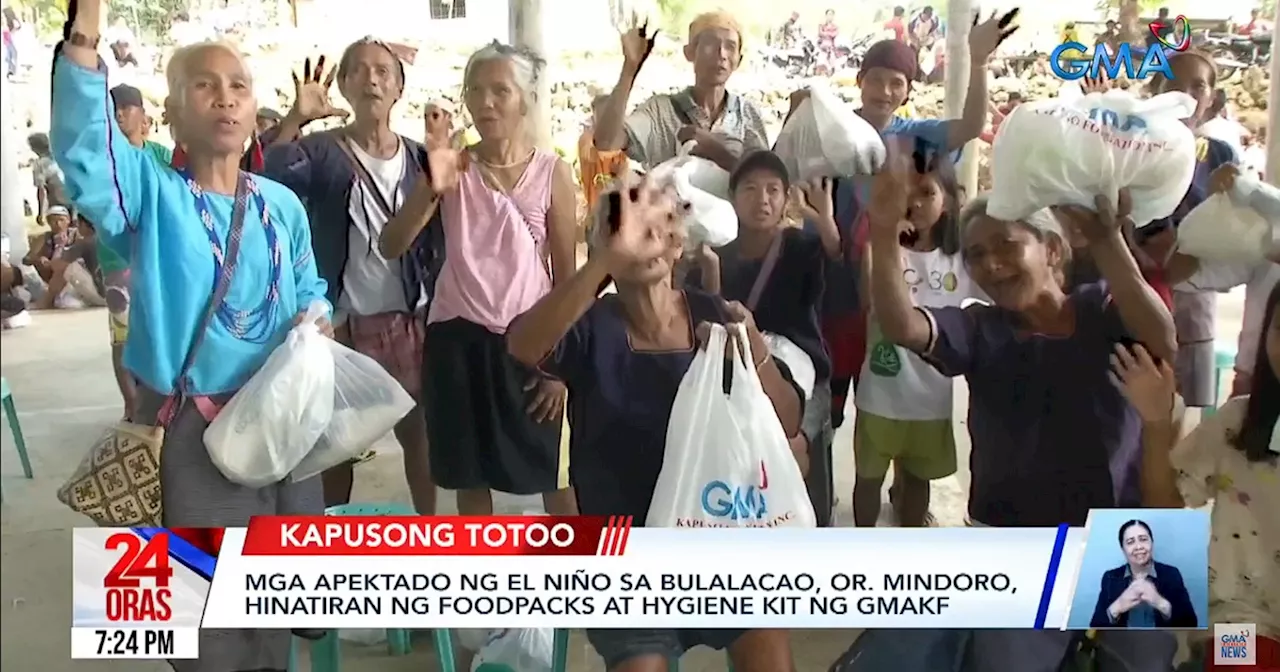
[50, 2, 155, 239]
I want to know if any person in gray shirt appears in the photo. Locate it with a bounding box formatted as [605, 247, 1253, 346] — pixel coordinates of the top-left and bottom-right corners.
[592, 11, 768, 172]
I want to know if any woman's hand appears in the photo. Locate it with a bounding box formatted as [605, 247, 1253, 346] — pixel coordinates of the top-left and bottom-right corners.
[599, 174, 679, 275]
[293, 310, 335, 338]
[867, 153, 913, 238]
[1110, 343, 1176, 424]
[1208, 163, 1239, 196]
[1053, 188, 1133, 245]
[794, 177, 835, 225]
[1108, 581, 1145, 620]
[425, 105, 465, 194]
[525, 376, 566, 423]
[289, 57, 348, 123]
[695, 301, 770, 368]
[1105, 343, 1172, 422]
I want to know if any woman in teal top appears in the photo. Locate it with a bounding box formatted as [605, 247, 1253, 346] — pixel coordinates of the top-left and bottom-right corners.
[52, 2, 329, 668]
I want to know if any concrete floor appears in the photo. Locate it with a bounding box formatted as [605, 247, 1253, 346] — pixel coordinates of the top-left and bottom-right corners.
[1, 292, 1246, 671]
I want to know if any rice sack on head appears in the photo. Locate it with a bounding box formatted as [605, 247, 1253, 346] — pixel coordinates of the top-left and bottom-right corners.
[988, 87, 1197, 227]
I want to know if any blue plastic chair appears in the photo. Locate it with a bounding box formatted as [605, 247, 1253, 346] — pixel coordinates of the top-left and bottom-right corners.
[287, 503, 416, 672]
[0, 376, 34, 503]
[1203, 341, 1238, 419]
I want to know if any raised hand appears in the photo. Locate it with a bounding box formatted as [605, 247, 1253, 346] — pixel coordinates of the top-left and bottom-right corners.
[424, 104, 465, 194]
[1208, 163, 1240, 196]
[794, 177, 835, 224]
[969, 8, 1020, 61]
[1110, 343, 1177, 424]
[1053, 188, 1133, 245]
[289, 56, 348, 123]
[867, 152, 914, 238]
[600, 173, 678, 274]
[620, 12, 658, 72]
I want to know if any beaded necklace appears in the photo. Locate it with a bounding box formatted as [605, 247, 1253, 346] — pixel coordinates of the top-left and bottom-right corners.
[182, 171, 282, 344]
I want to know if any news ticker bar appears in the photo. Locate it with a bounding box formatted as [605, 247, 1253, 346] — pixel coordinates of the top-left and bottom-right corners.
[71, 627, 199, 659]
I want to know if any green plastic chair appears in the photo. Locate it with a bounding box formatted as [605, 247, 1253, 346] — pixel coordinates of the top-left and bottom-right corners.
[287, 503, 417, 672]
[1203, 342, 1238, 419]
[0, 376, 35, 503]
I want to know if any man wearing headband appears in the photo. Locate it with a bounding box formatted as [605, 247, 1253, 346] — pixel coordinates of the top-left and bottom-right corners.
[264, 40, 440, 517]
[593, 12, 767, 172]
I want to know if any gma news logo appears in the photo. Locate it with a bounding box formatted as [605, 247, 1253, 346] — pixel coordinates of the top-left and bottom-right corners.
[103, 531, 174, 622]
[1213, 623, 1257, 666]
[1051, 16, 1192, 81]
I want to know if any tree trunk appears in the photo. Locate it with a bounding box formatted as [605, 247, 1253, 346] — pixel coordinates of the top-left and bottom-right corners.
[1118, 0, 1142, 46]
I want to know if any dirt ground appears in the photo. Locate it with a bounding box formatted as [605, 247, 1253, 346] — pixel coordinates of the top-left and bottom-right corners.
[1, 293, 1244, 670]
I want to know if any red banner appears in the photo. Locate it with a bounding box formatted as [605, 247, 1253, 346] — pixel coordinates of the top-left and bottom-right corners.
[241, 515, 633, 556]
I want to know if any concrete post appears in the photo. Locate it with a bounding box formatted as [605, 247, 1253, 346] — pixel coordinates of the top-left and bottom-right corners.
[509, 0, 553, 151]
[1, 40, 28, 260]
[1267, 13, 1280, 185]
[944, 0, 980, 196]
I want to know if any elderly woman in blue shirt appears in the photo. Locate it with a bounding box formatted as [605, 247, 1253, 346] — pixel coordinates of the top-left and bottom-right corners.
[52, 1, 327, 668]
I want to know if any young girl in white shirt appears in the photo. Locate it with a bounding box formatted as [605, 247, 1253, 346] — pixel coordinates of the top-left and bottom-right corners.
[853, 156, 982, 527]
[1112, 283, 1279, 669]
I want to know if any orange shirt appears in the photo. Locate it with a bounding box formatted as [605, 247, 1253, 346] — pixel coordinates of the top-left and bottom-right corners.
[577, 129, 628, 213]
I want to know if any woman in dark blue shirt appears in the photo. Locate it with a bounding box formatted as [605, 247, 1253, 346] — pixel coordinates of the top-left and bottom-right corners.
[507, 178, 803, 671]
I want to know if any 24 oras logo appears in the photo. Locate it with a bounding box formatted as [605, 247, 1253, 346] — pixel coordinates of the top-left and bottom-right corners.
[1051, 16, 1191, 81]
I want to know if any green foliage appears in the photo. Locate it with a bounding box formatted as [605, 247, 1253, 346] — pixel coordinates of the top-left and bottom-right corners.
[107, 0, 188, 41]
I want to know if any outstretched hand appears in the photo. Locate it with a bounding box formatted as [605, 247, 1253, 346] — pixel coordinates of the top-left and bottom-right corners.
[620, 12, 658, 72]
[1053, 188, 1133, 245]
[969, 8, 1020, 61]
[598, 172, 680, 275]
[424, 103, 466, 194]
[290, 56, 348, 123]
[1110, 343, 1176, 424]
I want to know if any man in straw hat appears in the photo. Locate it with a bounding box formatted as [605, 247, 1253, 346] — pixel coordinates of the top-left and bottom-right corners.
[593, 11, 767, 172]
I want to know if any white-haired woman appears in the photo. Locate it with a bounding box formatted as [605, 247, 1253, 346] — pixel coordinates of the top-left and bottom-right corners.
[381, 42, 578, 516]
[52, 1, 328, 669]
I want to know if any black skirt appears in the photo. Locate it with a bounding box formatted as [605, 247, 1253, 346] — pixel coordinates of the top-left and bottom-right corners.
[422, 318, 566, 494]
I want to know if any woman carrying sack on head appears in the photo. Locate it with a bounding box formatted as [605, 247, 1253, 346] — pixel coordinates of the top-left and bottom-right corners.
[51, 1, 330, 669]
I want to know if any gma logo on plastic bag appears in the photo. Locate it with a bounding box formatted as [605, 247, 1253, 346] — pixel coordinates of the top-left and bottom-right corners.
[688, 462, 797, 528]
[1050, 16, 1191, 82]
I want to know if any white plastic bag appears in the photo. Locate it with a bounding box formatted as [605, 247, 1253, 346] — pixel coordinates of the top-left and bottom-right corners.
[989, 88, 1197, 227]
[204, 301, 335, 488]
[647, 323, 816, 528]
[470, 628, 554, 672]
[1178, 174, 1280, 263]
[675, 140, 730, 198]
[290, 341, 414, 482]
[338, 629, 386, 645]
[647, 147, 737, 248]
[763, 333, 815, 401]
[774, 86, 886, 182]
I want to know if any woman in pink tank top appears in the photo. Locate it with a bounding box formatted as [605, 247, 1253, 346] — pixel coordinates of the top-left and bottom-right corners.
[380, 42, 580, 516]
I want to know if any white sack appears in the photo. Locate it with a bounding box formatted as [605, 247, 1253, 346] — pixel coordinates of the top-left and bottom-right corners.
[205, 301, 335, 488]
[989, 88, 1198, 227]
[774, 86, 886, 182]
[647, 144, 737, 248]
[290, 338, 415, 482]
[646, 323, 816, 528]
[1178, 173, 1280, 263]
